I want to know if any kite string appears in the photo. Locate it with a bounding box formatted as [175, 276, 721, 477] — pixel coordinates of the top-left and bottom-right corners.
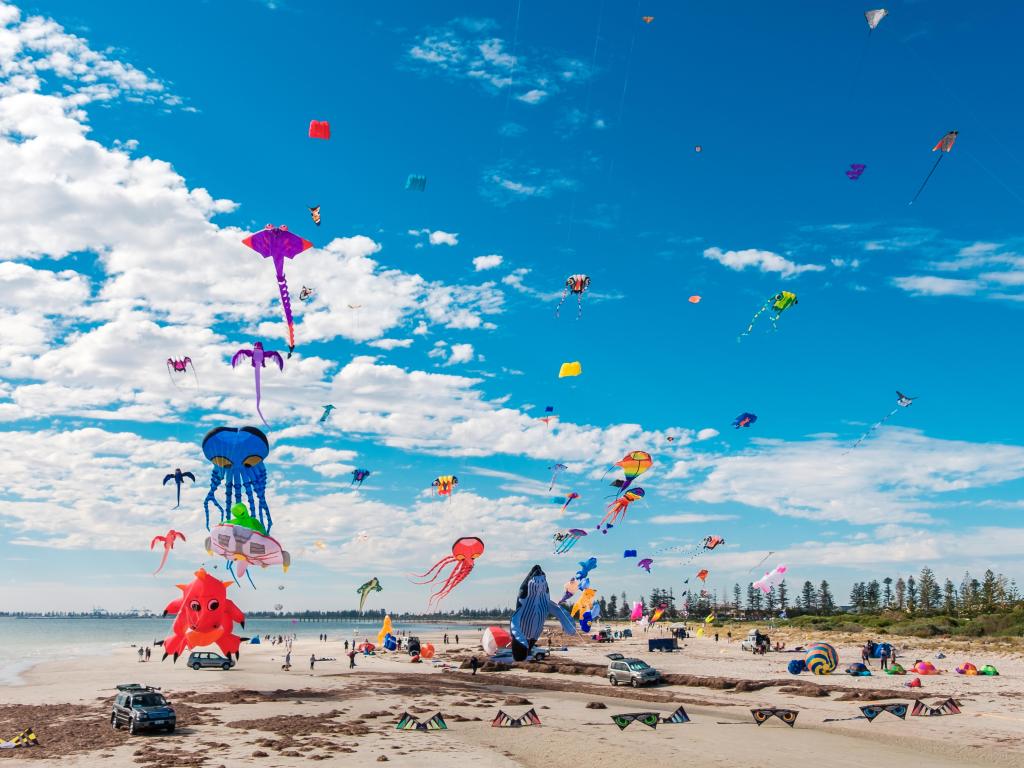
[908, 152, 943, 206]
[604, 0, 642, 186]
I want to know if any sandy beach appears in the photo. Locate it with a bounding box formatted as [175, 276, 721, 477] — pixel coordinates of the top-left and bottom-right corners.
[0, 624, 1021, 767]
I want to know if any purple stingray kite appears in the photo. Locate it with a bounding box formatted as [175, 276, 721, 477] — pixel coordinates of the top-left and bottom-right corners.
[242, 225, 313, 358]
[231, 341, 284, 426]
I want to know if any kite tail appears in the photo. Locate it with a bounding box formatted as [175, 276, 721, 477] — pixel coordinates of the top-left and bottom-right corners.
[739, 300, 770, 341]
[277, 275, 296, 357]
[909, 153, 944, 205]
[577, 293, 583, 320]
[554, 288, 568, 319]
[253, 366, 268, 427]
[845, 407, 899, 454]
[153, 548, 170, 576]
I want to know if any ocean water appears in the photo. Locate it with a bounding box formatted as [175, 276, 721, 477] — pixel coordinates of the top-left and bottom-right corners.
[0, 617, 454, 685]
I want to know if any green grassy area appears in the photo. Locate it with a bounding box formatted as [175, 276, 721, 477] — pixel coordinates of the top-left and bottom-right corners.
[779, 607, 1024, 638]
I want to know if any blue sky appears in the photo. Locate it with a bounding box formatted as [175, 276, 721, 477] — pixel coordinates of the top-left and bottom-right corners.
[3, 0, 1024, 614]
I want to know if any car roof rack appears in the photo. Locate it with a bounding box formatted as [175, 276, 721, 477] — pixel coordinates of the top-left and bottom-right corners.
[116, 683, 161, 692]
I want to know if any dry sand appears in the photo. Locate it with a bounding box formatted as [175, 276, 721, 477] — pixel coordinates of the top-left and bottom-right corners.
[0, 625, 1021, 767]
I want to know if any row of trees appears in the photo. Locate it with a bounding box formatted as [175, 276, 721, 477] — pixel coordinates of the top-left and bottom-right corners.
[592, 569, 1020, 622]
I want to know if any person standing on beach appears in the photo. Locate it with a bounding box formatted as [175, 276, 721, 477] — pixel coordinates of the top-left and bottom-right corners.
[310, 654, 316, 671]
[137, 647, 144, 662]
[880, 645, 890, 671]
[470, 656, 479, 675]
[344, 640, 349, 650]
[455, 634, 459, 645]
[285, 651, 292, 669]
[348, 649, 357, 668]
[145, 646, 151, 661]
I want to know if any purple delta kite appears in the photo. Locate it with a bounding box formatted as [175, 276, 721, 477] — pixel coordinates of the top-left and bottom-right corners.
[242, 225, 313, 358]
[231, 341, 285, 426]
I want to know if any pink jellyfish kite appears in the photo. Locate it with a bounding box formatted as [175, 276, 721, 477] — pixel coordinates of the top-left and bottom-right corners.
[412, 537, 484, 605]
[242, 225, 313, 358]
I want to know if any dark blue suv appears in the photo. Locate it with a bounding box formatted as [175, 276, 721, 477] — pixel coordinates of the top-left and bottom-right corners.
[111, 684, 176, 734]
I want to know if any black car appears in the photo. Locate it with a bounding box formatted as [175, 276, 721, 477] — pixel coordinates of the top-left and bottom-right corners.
[111, 684, 176, 734]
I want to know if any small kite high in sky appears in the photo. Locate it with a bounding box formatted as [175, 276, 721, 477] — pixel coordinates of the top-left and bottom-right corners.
[406, 174, 427, 191]
[739, 291, 798, 340]
[847, 390, 918, 452]
[552, 492, 579, 514]
[846, 163, 867, 180]
[638, 558, 654, 573]
[432, 475, 458, 497]
[555, 274, 591, 319]
[548, 463, 567, 490]
[910, 130, 958, 205]
[596, 488, 644, 533]
[231, 341, 285, 427]
[609, 450, 652, 495]
[351, 468, 371, 487]
[166, 356, 197, 388]
[864, 8, 888, 31]
[319, 404, 335, 423]
[308, 120, 330, 139]
[299, 286, 315, 304]
[732, 412, 757, 429]
[558, 361, 582, 378]
[150, 529, 185, 575]
[308, 205, 321, 226]
[552, 528, 587, 555]
[242, 225, 313, 357]
[163, 468, 195, 509]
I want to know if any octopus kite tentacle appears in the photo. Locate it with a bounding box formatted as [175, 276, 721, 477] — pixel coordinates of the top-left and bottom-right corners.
[252, 465, 271, 532]
[411, 556, 457, 586]
[204, 467, 225, 530]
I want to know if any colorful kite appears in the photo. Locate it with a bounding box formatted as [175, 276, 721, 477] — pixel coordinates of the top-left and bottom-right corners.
[597, 488, 644, 533]
[704, 535, 725, 550]
[412, 537, 484, 605]
[638, 558, 654, 573]
[623, 549, 637, 558]
[319, 404, 335, 423]
[910, 130, 958, 205]
[160, 567, 244, 662]
[395, 712, 447, 731]
[575, 557, 598, 581]
[641, 16, 654, 24]
[299, 286, 315, 304]
[688, 295, 701, 304]
[732, 412, 757, 429]
[552, 492, 580, 514]
[609, 450, 652, 494]
[231, 341, 285, 426]
[753, 564, 787, 594]
[611, 712, 660, 730]
[351, 468, 371, 486]
[846, 163, 867, 180]
[356, 577, 382, 612]
[696, 569, 709, 583]
[405, 174, 427, 192]
[539, 405, 557, 426]
[555, 274, 591, 319]
[739, 291, 798, 340]
[558, 361, 582, 378]
[163, 468, 195, 509]
[150, 529, 186, 575]
[751, 708, 798, 727]
[492, 709, 542, 728]
[242, 225, 313, 357]
[509, 565, 576, 662]
[205, 502, 291, 586]
[432, 475, 458, 497]
[166, 356, 198, 387]
[847, 390, 918, 452]
[548, 463, 568, 490]
[630, 601, 643, 621]
[202, 425, 273, 532]
[569, 587, 597, 620]
[552, 528, 587, 555]
[911, 699, 962, 717]
[308, 206, 321, 226]
[650, 603, 666, 623]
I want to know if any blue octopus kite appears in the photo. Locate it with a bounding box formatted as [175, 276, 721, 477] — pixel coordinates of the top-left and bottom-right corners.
[202, 426, 273, 533]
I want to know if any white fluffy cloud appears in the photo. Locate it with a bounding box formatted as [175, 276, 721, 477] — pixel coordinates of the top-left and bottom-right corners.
[891, 275, 980, 296]
[429, 230, 459, 246]
[472, 254, 503, 271]
[703, 246, 825, 278]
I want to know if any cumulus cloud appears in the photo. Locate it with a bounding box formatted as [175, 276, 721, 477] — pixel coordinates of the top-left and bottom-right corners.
[891, 275, 980, 297]
[428, 230, 458, 246]
[703, 247, 825, 278]
[446, 342, 475, 365]
[472, 254, 503, 271]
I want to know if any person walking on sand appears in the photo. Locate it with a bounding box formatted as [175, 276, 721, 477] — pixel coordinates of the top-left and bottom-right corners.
[470, 656, 479, 676]
[344, 640, 349, 650]
[285, 651, 291, 668]
[348, 649, 357, 669]
[137, 647, 144, 662]
[310, 654, 316, 671]
[861, 642, 872, 668]
[145, 646, 151, 661]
